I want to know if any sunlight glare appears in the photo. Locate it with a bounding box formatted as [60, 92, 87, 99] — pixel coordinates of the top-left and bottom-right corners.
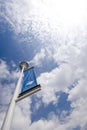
[42, 0, 86, 27]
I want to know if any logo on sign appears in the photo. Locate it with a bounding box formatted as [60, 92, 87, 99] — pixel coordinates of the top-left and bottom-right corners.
[25, 81, 34, 86]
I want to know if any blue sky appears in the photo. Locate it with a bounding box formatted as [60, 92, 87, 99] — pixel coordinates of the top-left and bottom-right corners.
[0, 0, 87, 130]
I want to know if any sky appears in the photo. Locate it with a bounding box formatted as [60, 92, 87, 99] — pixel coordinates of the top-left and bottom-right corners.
[0, 0, 87, 130]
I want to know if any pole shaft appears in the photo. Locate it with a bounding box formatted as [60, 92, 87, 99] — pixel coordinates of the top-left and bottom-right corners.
[1, 67, 24, 130]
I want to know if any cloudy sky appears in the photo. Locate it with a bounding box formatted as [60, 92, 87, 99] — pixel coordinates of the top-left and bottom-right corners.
[0, 0, 87, 130]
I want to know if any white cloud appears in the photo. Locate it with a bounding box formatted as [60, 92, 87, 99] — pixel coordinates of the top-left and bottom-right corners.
[1, 0, 87, 42]
[0, 60, 10, 80]
[30, 49, 46, 66]
[66, 79, 87, 129]
[37, 63, 76, 105]
[68, 79, 87, 102]
[35, 41, 87, 128]
[29, 118, 59, 130]
[0, 59, 20, 81]
[1, 46, 87, 129]
[1, 0, 87, 129]
[11, 98, 32, 130]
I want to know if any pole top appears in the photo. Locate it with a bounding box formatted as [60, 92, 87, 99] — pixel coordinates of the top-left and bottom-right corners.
[19, 61, 29, 71]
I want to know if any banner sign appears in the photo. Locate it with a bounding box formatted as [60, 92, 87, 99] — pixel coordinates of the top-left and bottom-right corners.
[21, 67, 37, 93]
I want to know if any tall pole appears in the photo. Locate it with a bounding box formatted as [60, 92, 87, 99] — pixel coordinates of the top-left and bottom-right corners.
[1, 62, 29, 130]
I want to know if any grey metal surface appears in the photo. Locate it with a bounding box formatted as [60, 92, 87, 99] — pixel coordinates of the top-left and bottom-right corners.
[19, 61, 29, 71]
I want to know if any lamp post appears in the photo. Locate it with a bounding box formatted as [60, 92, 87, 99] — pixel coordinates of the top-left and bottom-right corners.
[1, 62, 29, 130]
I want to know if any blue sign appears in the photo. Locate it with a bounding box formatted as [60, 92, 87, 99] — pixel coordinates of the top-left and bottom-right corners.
[21, 67, 37, 93]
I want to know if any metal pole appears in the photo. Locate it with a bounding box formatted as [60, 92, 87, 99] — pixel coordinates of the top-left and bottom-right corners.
[1, 66, 24, 130]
